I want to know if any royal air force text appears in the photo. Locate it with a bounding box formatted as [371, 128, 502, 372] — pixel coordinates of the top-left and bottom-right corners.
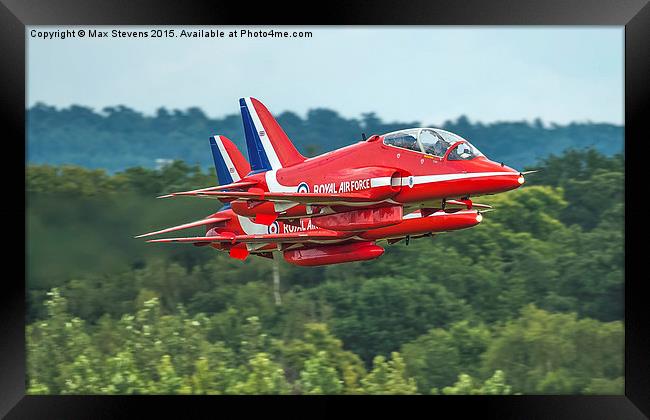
[313, 179, 372, 194]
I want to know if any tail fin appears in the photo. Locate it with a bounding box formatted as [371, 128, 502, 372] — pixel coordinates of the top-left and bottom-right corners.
[209, 135, 251, 185]
[240, 97, 305, 172]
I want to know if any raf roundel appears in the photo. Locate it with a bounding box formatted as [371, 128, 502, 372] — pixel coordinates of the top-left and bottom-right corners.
[268, 221, 280, 234]
[297, 182, 310, 194]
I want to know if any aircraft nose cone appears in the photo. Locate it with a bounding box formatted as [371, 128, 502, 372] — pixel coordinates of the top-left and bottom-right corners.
[500, 165, 524, 191]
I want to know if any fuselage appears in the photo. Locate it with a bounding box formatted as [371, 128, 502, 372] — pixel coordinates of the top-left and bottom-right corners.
[235, 132, 523, 215]
[203, 129, 524, 265]
[204, 206, 484, 253]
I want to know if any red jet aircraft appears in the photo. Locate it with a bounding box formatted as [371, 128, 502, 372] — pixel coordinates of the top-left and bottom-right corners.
[136, 97, 528, 266]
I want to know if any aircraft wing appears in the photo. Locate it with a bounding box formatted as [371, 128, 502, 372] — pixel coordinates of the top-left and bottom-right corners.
[146, 230, 347, 244]
[134, 216, 230, 238]
[157, 181, 259, 199]
[166, 190, 381, 204]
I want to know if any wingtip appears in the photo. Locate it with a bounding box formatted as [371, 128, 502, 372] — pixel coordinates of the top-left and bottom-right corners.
[474, 203, 493, 210]
[134, 232, 154, 239]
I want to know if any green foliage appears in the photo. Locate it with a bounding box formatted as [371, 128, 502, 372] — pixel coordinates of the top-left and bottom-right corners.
[26, 148, 624, 395]
[524, 149, 624, 230]
[448, 321, 491, 377]
[101, 351, 145, 394]
[481, 305, 623, 394]
[582, 377, 624, 395]
[361, 352, 418, 395]
[440, 370, 512, 395]
[299, 351, 343, 394]
[401, 328, 461, 393]
[26, 289, 101, 394]
[304, 323, 367, 393]
[27, 288, 624, 395]
[229, 353, 291, 395]
[484, 186, 567, 239]
[27, 103, 622, 172]
[311, 276, 471, 362]
[147, 355, 184, 394]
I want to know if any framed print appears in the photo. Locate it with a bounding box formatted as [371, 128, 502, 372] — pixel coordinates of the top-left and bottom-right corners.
[2, 0, 648, 417]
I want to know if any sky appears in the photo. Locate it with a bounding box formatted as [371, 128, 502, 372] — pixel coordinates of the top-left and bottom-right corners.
[27, 26, 624, 125]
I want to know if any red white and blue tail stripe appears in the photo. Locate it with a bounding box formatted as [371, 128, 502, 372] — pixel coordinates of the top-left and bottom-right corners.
[209, 135, 251, 185]
[239, 97, 305, 172]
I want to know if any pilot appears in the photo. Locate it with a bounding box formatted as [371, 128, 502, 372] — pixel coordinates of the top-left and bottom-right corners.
[434, 139, 451, 156]
[397, 135, 418, 151]
[458, 144, 471, 159]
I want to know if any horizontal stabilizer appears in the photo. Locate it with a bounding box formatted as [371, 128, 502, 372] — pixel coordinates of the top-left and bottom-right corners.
[146, 230, 346, 245]
[134, 217, 229, 238]
[157, 181, 258, 199]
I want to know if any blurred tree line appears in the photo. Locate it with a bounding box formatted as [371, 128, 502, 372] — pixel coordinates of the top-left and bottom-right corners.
[26, 149, 624, 395]
[27, 103, 623, 171]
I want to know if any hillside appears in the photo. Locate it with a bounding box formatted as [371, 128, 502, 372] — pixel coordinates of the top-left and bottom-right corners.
[26, 103, 624, 172]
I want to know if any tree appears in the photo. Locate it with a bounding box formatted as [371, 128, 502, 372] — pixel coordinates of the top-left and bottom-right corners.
[100, 350, 146, 394]
[560, 170, 623, 229]
[552, 204, 624, 321]
[146, 355, 184, 394]
[361, 352, 418, 395]
[401, 328, 461, 394]
[273, 323, 367, 394]
[448, 321, 491, 377]
[299, 351, 343, 394]
[481, 305, 623, 394]
[238, 316, 269, 364]
[60, 354, 103, 394]
[27, 289, 101, 394]
[439, 370, 512, 395]
[193, 342, 241, 395]
[319, 276, 470, 363]
[189, 357, 218, 395]
[583, 377, 624, 395]
[229, 353, 291, 395]
[485, 186, 568, 240]
[480, 370, 513, 395]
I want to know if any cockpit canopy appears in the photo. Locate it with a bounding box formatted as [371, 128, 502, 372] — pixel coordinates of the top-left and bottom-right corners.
[382, 128, 484, 160]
